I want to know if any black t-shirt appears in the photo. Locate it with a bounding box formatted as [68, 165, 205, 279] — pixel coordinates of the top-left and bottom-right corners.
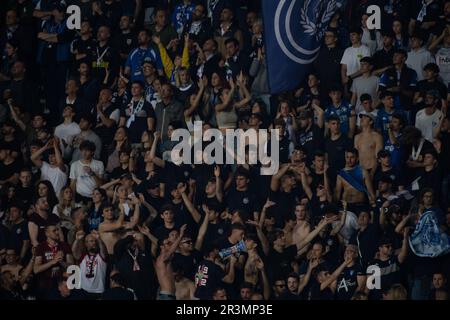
[308, 281, 334, 300]
[349, 224, 380, 269]
[72, 37, 96, 62]
[267, 245, 298, 282]
[120, 99, 156, 144]
[0, 159, 22, 181]
[173, 250, 203, 281]
[336, 264, 364, 300]
[373, 167, 398, 191]
[194, 259, 225, 300]
[324, 135, 352, 174]
[225, 187, 257, 220]
[204, 219, 230, 248]
[367, 255, 402, 300]
[28, 212, 61, 243]
[101, 287, 135, 300]
[7, 220, 30, 255]
[113, 31, 138, 59]
[268, 189, 299, 228]
[153, 223, 180, 241]
[415, 80, 448, 101]
[296, 125, 324, 164]
[162, 162, 193, 186]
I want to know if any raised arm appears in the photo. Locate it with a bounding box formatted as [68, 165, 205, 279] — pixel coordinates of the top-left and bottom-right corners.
[150, 131, 165, 168]
[30, 141, 52, 168]
[215, 79, 236, 112]
[52, 138, 66, 172]
[99, 210, 125, 232]
[214, 166, 224, 203]
[195, 208, 210, 251]
[179, 183, 201, 223]
[270, 164, 290, 191]
[222, 255, 237, 284]
[320, 258, 350, 291]
[234, 72, 251, 109]
[124, 195, 141, 229]
[71, 231, 86, 261]
[397, 227, 409, 264]
[296, 217, 338, 252]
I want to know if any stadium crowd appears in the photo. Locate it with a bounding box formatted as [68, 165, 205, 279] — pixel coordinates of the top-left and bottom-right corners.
[0, 0, 450, 300]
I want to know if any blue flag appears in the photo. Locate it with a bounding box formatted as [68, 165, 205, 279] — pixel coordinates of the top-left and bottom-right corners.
[262, 0, 342, 94]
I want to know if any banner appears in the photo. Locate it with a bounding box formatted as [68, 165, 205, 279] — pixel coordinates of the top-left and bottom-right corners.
[262, 0, 342, 94]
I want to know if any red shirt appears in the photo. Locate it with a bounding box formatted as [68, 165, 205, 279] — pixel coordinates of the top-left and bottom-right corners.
[35, 240, 72, 289]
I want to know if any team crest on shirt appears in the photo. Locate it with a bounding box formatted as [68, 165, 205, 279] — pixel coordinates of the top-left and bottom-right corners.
[127, 39, 132, 45]
[243, 198, 249, 204]
[16, 228, 22, 234]
[218, 228, 224, 235]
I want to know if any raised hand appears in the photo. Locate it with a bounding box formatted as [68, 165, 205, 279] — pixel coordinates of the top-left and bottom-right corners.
[255, 257, 264, 270]
[263, 200, 276, 209]
[214, 166, 221, 177]
[138, 224, 151, 236]
[177, 182, 187, 194]
[75, 230, 85, 240]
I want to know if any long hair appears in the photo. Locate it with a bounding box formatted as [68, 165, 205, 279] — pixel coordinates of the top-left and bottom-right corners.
[35, 180, 59, 210]
[55, 186, 76, 217]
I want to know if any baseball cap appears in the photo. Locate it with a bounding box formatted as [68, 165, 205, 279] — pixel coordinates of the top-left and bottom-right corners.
[142, 57, 157, 68]
[359, 111, 375, 121]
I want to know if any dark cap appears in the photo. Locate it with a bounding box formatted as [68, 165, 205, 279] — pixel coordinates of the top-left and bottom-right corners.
[142, 57, 157, 68]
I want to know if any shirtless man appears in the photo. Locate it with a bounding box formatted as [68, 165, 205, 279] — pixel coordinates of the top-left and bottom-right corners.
[1, 249, 23, 280]
[155, 224, 187, 300]
[335, 148, 376, 213]
[354, 113, 383, 173]
[174, 266, 197, 300]
[99, 200, 140, 256]
[292, 204, 311, 245]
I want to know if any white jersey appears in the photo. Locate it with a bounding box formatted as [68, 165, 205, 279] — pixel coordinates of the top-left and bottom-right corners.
[415, 108, 443, 142]
[79, 253, 107, 294]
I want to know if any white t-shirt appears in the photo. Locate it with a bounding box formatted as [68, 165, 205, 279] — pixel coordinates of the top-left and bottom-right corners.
[415, 108, 443, 142]
[436, 47, 450, 85]
[40, 162, 68, 195]
[341, 45, 371, 76]
[54, 122, 81, 144]
[79, 253, 107, 294]
[362, 29, 383, 56]
[69, 159, 104, 198]
[351, 75, 379, 114]
[406, 47, 435, 81]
